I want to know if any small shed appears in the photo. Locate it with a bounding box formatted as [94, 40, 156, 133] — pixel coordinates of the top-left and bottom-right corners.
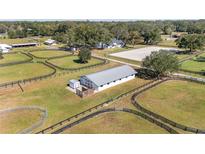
[69, 79, 80, 89]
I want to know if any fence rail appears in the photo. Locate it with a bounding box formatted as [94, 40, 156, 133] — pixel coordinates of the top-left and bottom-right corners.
[131, 77, 205, 134]
[0, 62, 57, 88]
[0, 106, 47, 134]
[45, 56, 108, 71]
[36, 79, 159, 134]
[0, 52, 33, 67]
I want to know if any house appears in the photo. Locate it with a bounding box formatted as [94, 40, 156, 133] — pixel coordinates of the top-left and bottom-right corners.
[80, 65, 137, 92]
[108, 38, 125, 48]
[11, 43, 38, 48]
[0, 44, 12, 53]
[44, 39, 56, 45]
[96, 38, 125, 49]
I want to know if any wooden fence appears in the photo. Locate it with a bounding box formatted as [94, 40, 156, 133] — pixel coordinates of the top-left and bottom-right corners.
[131, 78, 205, 134]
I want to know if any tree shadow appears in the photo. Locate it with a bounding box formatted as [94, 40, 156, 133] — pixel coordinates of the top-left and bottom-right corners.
[73, 59, 88, 64]
[175, 50, 193, 55]
[136, 68, 158, 80]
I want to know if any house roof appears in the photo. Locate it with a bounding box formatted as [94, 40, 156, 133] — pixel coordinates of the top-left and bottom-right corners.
[82, 65, 137, 87]
[69, 79, 79, 84]
[11, 43, 38, 47]
[0, 44, 12, 48]
[45, 39, 56, 44]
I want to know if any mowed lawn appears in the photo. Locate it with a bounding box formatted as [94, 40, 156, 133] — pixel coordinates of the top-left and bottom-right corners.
[0, 109, 42, 133]
[0, 63, 54, 83]
[0, 62, 151, 133]
[180, 53, 205, 72]
[31, 50, 71, 58]
[62, 112, 168, 134]
[137, 80, 205, 129]
[0, 53, 30, 64]
[48, 56, 103, 69]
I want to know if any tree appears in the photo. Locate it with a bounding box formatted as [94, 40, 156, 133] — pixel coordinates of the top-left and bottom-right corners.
[111, 23, 129, 45]
[141, 28, 161, 45]
[163, 25, 172, 35]
[176, 34, 205, 52]
[127, 31, 141, 47]
[142, 50, 179, 77]
[78, 47, 91, 63]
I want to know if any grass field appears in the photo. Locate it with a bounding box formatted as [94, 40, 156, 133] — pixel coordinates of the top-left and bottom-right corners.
[0, 53, 30, 64]
[30, 50, 71, 58]
[0, 109, 42, 133]
[180, 53, 205, 72]
[159, 35, 177, 47]
[48, 56, 103, 69]
[0, 37, 51, 44]
[137, 80, 205, 129]
[0, 63, 53, 83]
[62, 112, 168, 134]
[0, 38, 34, 44]
[0, 61, 150, 133]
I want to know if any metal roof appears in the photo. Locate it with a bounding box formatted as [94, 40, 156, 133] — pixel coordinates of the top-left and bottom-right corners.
[82, 65, 137, 87]
[69, 79, 79, 84]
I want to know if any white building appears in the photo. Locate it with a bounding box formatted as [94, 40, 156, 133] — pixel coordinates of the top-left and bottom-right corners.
[0, 44, 12, 53]
[80, 65, 137, 92]
[69, 79, 80, 89]
[96, 38, 125, 49]
[44, 39, 56, 45]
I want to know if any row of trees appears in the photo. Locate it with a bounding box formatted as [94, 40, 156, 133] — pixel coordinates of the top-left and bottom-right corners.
[1, 20, 205, 42]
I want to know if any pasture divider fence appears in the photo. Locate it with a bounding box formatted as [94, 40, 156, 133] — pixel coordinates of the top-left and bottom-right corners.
[0, 52, 33, 67]
[131, 77, 205, 134]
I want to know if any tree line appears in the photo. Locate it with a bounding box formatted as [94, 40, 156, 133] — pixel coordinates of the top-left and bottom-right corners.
[0, 20, 205, 46]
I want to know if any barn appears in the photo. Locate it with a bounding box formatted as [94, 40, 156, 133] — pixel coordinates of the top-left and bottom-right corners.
[80, 65, 137, 92]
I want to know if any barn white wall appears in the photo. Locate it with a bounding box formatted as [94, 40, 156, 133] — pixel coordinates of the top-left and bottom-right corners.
[95, 75, 135, 92]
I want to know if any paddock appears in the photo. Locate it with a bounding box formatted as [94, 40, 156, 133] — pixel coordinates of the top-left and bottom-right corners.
[110, 46, 180, 61]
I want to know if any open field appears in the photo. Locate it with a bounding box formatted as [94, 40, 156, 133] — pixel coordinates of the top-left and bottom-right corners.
[110, 46, 181, 61]
[62, 112, 168, 134]
[48, 56, 103, 69]
[137, 80, 205, 129]
[30, 50, 71, 58]
[0, 61, 150, 133]
[159, 35, 177, 47]
[180, 53, 205, 72]
[0, 53, 30, 64]
[0, 37, 51, 44]
[0, 38, 35, 44]
[0, 109, 42, 133]
[0, 63, 53, 83]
